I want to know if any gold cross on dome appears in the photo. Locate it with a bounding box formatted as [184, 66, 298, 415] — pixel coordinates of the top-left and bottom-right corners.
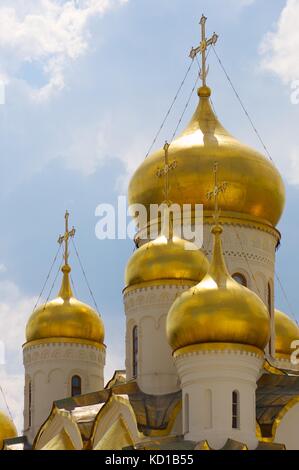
[206, 162, 228, 225]
[58, 210, 76, 267]
[156, 141, 177, 204]
[189, 14, 218, 87]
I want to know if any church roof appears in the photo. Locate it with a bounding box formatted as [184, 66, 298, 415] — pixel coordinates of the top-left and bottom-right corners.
[256, 371, 299, 441]
[53, 380, 181, 439]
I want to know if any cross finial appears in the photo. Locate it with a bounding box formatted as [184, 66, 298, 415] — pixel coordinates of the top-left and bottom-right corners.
[189, 14, 218, 87]
[206, 162, 228, 226]
[156, 141, 177, 204]
[58, 210, 76, 268]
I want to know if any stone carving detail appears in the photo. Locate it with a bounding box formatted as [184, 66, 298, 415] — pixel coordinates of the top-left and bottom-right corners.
[24, 344, 102, 365]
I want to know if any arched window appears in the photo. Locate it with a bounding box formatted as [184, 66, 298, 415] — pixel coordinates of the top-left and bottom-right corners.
[132, 326, 138, 378]
[232, 390, 240, 429]
[267, 282, 273, 353]
[184, 393, 189, 434]
[28, 380, 32, 428]
[204, 389, 212, 429]
[267, 282, 272, 314]
[71, 375, 82, 397]
[232, 273, 247, 287]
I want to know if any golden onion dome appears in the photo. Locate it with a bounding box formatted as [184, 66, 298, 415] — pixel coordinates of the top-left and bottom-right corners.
[128, 86, 285, 227]
[166, 224, 270, 352]
[26, 264, 105, 345]
[0, 411, 17, 449]
[125, 208, 209, 288]
[275, 309, 299, 359]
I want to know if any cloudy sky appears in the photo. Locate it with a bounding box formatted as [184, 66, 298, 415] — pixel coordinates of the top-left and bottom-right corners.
[0, 0, 298, 432]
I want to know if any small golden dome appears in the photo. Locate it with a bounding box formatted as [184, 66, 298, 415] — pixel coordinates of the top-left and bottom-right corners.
[125, 208, 209, 288]
[128, 87, 285, 227]
[0, 411, 17, 449]
[275, 309, 299, 359]
[26, 265, 105, 345]
[166, 225, 270, 352]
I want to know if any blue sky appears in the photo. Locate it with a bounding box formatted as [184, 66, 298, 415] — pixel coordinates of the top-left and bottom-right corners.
[0, 0, 298, 431]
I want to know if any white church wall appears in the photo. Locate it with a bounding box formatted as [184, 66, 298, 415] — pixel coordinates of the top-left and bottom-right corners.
[175, 347, 263, 449]
[274, 401, 299, 450]
[124, 284, 192, 395]
[23, 341, 105, 444]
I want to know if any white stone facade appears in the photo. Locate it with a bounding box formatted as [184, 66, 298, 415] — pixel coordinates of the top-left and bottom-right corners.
[174, 347, 263, 449]
[23, 341, 105, 443]
[123, 284, 192, 395]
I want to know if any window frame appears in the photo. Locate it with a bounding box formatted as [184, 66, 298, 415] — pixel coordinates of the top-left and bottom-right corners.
[71, 375, 82, 397]
[132, 325, 138, 378]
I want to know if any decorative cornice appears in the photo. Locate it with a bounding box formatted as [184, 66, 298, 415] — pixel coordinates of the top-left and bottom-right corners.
[202, 212, 281, 241]
[23, 337, 106, 352]
[123, 280, 195, 296]
[135, 211, 281, 246]
[173, 342, 264, 360]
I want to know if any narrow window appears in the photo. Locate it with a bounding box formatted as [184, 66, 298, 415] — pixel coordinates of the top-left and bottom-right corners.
[267, 282, 273, 353]
[28, 381, 32, 428]
[132, 326, 138, 378]
[232, 273, 247, 287]
[184, 393, 189, 434]
[232, 390, 240, 429]
[204, 389, 212, 429]
[71, 375, 82, 397]
[267, 282, 272, 314]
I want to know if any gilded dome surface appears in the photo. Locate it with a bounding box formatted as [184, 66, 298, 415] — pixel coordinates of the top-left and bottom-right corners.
[0, 411, 17, 449]
[275, 309, 299, 358]
[125, 233, 209, 288]
[128, 87, 285, 227]
[166, 225, 270, 352]
[26, 265, 105, 345]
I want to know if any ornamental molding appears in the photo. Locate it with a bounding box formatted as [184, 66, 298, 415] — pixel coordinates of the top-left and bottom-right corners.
[175, 348, 263, 362]
[203, 248, 273, 267]
[24, 342, 105, 366]
[124, 284, 188, 310]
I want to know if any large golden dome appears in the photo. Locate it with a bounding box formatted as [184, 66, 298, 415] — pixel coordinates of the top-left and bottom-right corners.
[166, 224, 270, 352]
[0, 411, 17, 449]
[128, 86, 285, 227]
[275, 309, 299, 359]
[125, 230, 209, 289]
[26, 265, 105, 345]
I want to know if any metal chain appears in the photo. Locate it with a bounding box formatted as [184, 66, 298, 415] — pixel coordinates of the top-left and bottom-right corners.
[43, 261, 63, 311]
[0, 385, 14, 421]
[32, 244, 62, 312]
[71, 238, 100, 314]
[145, 59, 195, 158]
[220, 192, 262, 297]
[275, 272, 298, 325]
[168, 46, 212, 144]
[70, 274, 78, 298]
[211, 45, 273, 162]
[170, 73, 200, 144]
[209, 48, 298, 321]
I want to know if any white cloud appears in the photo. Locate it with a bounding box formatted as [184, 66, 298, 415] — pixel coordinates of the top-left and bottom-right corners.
[260, 0, 299, 83]
[62, 112, 149, 183]
[0, 369, 24, 434]
[0, 280, 36, 433]
[0, 0, 128, 100]
[283, 148, 299, 185]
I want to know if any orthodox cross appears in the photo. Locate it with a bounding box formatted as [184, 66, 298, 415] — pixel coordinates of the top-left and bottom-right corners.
[206, 162, 228, 226]
[58, 210, 76, 267]
[189, 15, 218, 87]
[156, 141, 177, 204]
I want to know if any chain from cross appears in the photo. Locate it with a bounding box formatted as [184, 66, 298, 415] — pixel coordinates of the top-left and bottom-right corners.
[206, 162, 228, 225]
[58, 210, 76, 267]
[156, 141, 177, 204]
[189, 14, 218, 87]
